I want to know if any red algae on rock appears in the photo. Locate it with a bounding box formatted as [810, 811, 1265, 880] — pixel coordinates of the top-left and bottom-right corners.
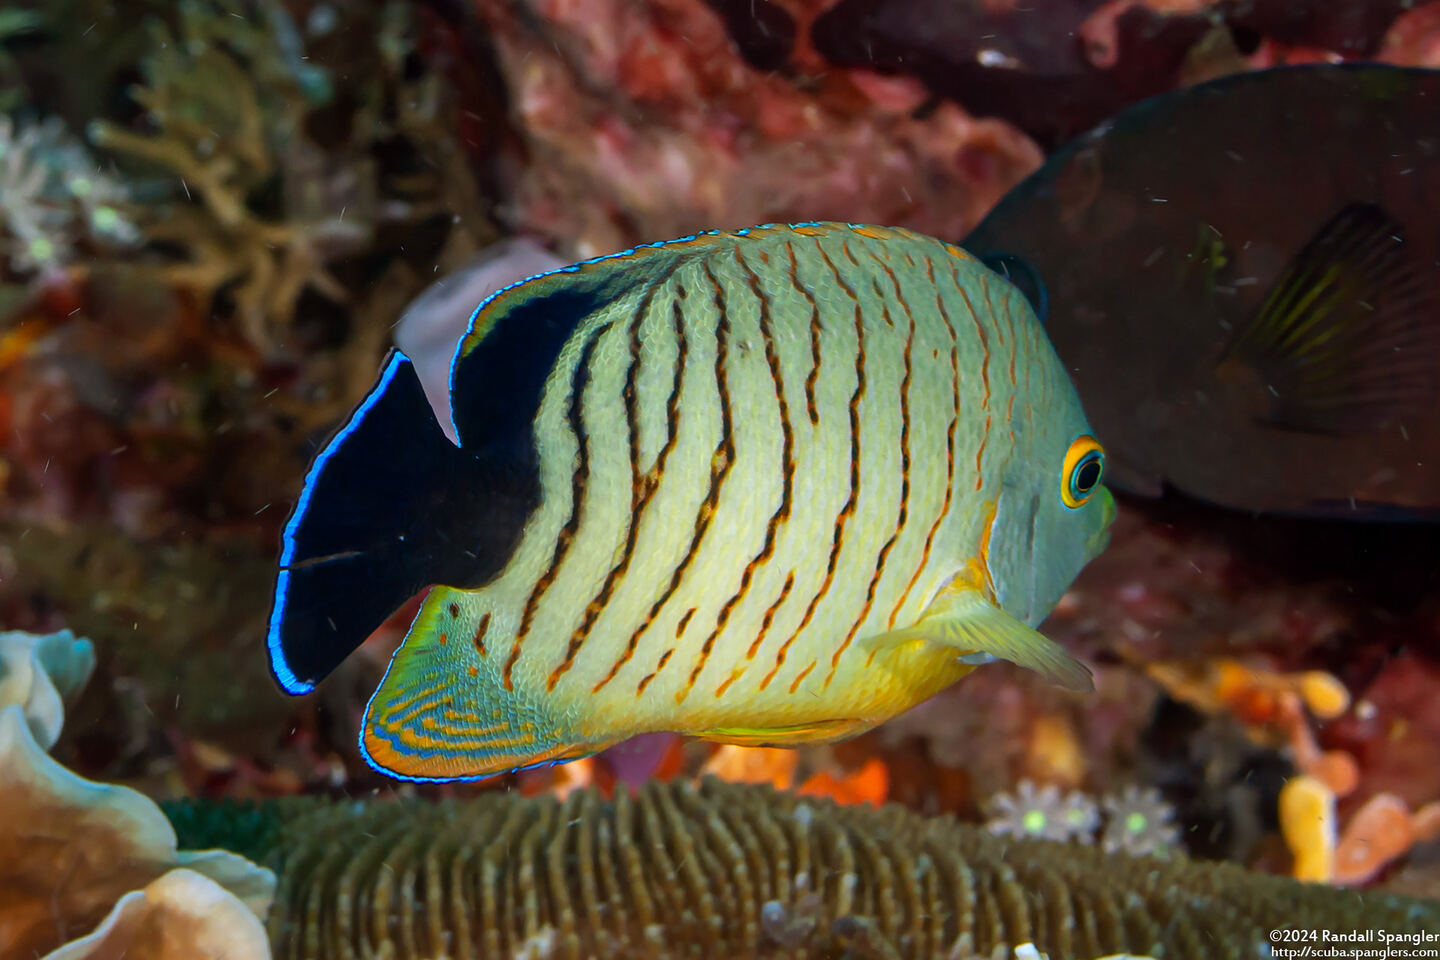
[469, 0, 1043, 257]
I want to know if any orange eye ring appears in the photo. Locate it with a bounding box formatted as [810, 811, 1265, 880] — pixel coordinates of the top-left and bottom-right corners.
[1061, 434, 1105, 509]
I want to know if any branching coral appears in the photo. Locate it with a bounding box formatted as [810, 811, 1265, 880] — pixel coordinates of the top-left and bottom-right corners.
[164, 777, 1438, 960]
[84, 0, 362, 350]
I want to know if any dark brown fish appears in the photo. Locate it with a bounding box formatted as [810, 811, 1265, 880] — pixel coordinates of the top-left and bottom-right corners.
[965, 64, 1440, 519]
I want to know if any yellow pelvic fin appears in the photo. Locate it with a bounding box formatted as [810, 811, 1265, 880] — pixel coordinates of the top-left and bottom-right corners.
[360, 598, 624, 782]
[862, 581, 1094, 692]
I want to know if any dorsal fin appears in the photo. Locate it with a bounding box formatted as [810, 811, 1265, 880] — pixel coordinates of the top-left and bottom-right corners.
[444, 227, 785, 449]
[1216, 202, 1439, 434]
[442, 222, 923, 448]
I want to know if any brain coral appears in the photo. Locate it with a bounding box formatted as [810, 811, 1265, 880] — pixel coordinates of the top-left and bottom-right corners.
[185, 778, 1438, 960]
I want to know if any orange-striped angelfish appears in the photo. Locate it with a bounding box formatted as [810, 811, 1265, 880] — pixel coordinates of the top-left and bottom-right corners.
[266, 222, 1115, 782]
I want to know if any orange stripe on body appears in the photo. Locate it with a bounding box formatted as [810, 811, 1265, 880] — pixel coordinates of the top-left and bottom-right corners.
[788, 661, 817, 694]
[676, 607, 696, 636]
[761, 241, 866, 693]
[974, 415, 991, 492]
[548, 272, 676, 691]
[503, 323, 611, 691]
[885, 284, 960, 633]
[398, 726, 536, 753]
[472, 612, 490, 657]
[849, 224, 896, 241]
[593, 297, 691, 693]
[681, 247, 798, 703]
[739, 571, 794, 663]
[954, 263, 993, 494]
[786, 242, 824, 427]
[383, 688, 452, 727]
[636, 648, 674, 696]
[633, 260, 736, 699]
[824, 246, 915, 689]
[980, 274, 1019, 391]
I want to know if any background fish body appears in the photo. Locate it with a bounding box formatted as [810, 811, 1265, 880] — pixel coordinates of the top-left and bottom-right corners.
[270, 223, 1110, 782]
[965, 64, 1440, 518]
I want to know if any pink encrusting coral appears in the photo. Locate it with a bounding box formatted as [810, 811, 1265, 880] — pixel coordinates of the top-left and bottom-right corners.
[469, 0, 1044, 259]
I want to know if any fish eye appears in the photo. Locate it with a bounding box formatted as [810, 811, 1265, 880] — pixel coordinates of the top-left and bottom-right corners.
[1061, 435, 1105, 509]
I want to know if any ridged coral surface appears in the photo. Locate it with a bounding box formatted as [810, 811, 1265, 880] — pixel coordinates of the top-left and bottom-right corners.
[251, 778, 1438, 959]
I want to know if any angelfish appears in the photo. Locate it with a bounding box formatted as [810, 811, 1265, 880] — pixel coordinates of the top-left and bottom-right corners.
[266, 222, 1114, 782]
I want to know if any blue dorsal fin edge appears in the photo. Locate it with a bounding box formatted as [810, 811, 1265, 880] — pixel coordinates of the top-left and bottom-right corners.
[267, 350, 535, 694]
[444, 221, 845, 444]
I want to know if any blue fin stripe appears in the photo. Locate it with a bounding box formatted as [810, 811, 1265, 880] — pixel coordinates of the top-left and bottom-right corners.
[267, 350, 413, 695]
[355, 624, 575, 783]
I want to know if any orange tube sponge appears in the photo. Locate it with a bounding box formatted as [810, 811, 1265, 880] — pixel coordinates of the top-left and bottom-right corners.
[1297, 670, 1350, 720]
[1280, 774, 1336, 882]
[798, 758, 889, 807]
[1412, 802, 1440, 844]
[1334, 793, 1415, 886]
[1308, 750, 1360, 798]
[701, 744, 798, 789]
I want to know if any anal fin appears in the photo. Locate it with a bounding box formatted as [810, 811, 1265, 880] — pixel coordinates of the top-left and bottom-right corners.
[359, 593, 621, 782]
[695, 718, 864, 747]
[863, 583, 1094, 692]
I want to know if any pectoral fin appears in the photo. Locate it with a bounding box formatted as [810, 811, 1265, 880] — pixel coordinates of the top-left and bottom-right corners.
[864, 584, 1094, 692]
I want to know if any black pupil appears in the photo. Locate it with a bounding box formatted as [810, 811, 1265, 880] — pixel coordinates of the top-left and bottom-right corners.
[1075, 457, 1102, 493]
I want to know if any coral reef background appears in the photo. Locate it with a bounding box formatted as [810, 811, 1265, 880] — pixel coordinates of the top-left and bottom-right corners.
[1, 0, 1439, 934]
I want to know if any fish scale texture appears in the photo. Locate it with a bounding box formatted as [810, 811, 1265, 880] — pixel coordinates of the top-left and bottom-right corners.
[224, 778, 1440, 960]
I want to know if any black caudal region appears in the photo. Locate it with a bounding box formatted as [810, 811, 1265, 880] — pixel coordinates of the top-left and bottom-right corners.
[268, 351, 537, 693]
[271, 261, 660, 694]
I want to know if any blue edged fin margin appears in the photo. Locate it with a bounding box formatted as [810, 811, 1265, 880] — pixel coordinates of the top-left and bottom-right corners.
[267, 351, 416, 694]
[267, 349, 535, 695]
[443, 222, 835, 443]
[355, 604, 591, 784]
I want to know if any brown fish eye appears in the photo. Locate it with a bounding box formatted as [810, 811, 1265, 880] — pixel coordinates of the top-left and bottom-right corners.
[1061, 435, 1105, 509]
